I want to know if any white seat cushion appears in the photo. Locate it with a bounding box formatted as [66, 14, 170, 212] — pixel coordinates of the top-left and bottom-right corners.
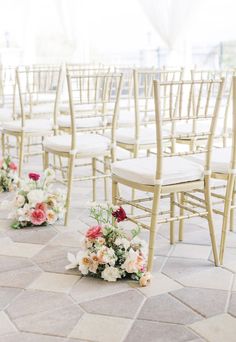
[186, 147, 231, 174]
[112, 156, 204, 186]
[0, 107, 13, 122]
[60, 103, 96, 114]
[2, 119, 53, 133]
[112, 126, 163, 145]
[58, 116, 103, 128]
[44, 133, 110, 156]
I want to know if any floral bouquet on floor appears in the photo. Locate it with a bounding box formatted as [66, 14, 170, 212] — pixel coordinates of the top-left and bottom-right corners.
[66, 203, 151, 286]
[0, 156, 18, 192]
[9, 169, 65, 229]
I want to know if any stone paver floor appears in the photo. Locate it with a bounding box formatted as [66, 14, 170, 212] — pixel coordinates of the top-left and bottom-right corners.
[0, 160, 236, 342]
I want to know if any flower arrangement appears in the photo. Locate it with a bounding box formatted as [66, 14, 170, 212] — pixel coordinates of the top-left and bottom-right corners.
[66, 203, 151, 286]
[9, 169, 65, 229]
[0, 156, 18, 192]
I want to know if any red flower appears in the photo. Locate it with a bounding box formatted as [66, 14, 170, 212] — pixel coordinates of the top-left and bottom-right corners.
[112, 206, 127, 222]
[30, 209, 46, 225]
[35, 202, 47, 212]
[86, 225, 102, 239]
[29, 172, 40, 181]
[9, 162, 17, 171]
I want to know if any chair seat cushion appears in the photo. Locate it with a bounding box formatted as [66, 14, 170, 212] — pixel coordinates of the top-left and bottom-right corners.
[0, 107, 13, 122]
[58, 116, 103, 128]
[113, 126, 157, 145]
[60, 103, 96, 114]
[112, 156, 204, 186]
[2, 119, 53, 133]
[186, 147, 231, 174]
[44, 133, 110, 156]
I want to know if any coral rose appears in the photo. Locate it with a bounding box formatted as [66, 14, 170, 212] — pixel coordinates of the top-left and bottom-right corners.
[30, 209, 46, 225]
[35, 202, 47, 212]
[86, 225, 102, 239]
[29, 172, 40, 181]
[112, 206, 127, 222]
[9, 162, 17, 171]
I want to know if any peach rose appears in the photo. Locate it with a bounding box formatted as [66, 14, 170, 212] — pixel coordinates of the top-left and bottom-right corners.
[139, 272, 151, 287]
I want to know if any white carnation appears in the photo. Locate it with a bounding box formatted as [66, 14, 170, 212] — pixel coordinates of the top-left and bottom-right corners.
[101, 266, 121, 282]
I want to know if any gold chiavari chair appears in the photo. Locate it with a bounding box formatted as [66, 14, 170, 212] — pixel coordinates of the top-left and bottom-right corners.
[179, 76, 236, 264]
[43, 72, 123, 225]
[175, 69, 235, 151]
[111, 77, 224, 272]
[1, 66, 63, 176]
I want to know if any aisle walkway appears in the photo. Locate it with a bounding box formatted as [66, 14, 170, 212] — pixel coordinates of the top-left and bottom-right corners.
[0, 160, 236, 342]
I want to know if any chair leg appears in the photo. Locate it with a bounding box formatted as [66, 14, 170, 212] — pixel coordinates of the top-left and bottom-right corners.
[18, 134, 25, 177]
[147, 187, 161, 272]
[44, 151, 49, 169]
[204, 176, 219, 266]
[104, 156, 109, 201]
[230, 181, 236, 232]
[178, 192, 185, 241]
[64, 155, 75, 226]
[112, 179, 118, 205]
[170, 192, 175, 244]
[1, 133, 5, 157]
[92, 158, 96, 202]
[219, 176, 235, 264]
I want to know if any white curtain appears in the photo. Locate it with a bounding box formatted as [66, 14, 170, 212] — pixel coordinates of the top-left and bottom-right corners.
[138, 0, 201, 65]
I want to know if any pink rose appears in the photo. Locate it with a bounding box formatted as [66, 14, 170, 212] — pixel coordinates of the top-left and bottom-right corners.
[30, 209, 46, 225]
[9, 162, 17, 171]
[86, 225, 102, 239]
[29, 172, 40, 181]
[35, 202, 47, 212]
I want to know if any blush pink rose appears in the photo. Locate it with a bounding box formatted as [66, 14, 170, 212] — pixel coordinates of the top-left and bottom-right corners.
[86, 225, 102, 239]
[9, 162, 17, 171]
[29, 172, 40, 181]
[30, 209, 46, 225]
[35, 202, 47, 212]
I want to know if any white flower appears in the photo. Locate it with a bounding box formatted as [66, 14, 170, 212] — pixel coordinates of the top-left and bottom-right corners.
[97, 246, 116, 266]
[46, 210, 58, 224]
[115, 237, 130, 250]
[131, 237, 147, 254]
[65, 252, 80, 270]
[44, 168, 55, 183]
[121, 249, 140, 273]
[17, 203, 31, 221]
[15, 194, 25, 208]
[27, 189, 45, 205]
[101, 266, 121, 282]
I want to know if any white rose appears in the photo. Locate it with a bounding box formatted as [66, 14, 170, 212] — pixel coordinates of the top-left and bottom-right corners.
[115, 237, 130, 250]
[27, 189, 45, 205]
[15, 194, 25, 208]
[101, 266, 121, 282]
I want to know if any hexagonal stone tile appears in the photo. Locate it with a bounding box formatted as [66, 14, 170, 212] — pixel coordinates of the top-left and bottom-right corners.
[14, 304, 83, 337]
[5, 227, 57, 245]
[172, 287, 228, 317]
[179, 267, 233, 291]
[0, 265, 42, 288]
[0, 241, 44, 258]
[0, 311, 17, 336]
[129, 273, 182, 297]
[80, 290, 144, 318]
[0, 287, 22, 310]
[70, 313, 132, 342]
[0, 332, 67, 342]
[70, 277, 131, 303]
[171, 244, 211, 259]
[0, 255, 33, 273]
[48, 231, 83, 247]
[138, 293, 202, 324]
[228, 292, 236, 317]
[189, 313, 236, 342]
[28, 272, 80, 293]
[124, 319, 199, 342]
[32, 245, 78, 265]
[162, 257, 214, 281]
[6, 289, 75, 320]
